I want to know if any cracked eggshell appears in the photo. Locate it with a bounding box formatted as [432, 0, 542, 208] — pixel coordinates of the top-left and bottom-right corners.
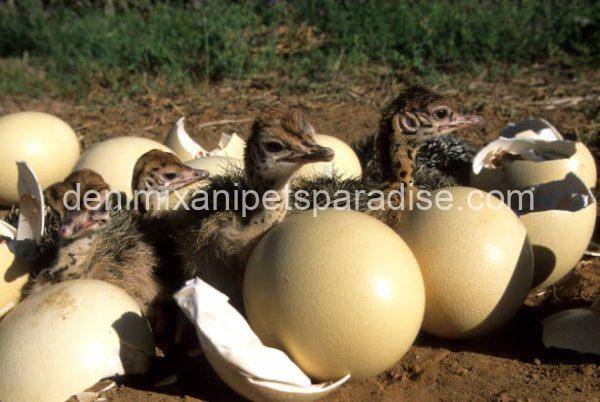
[504, 142, 596, 189]
[74, 137, 172, 199]
[165, 117, 204, 161]
[0, 221, 29, 318]
[542, 300, 600, 356]
[0, 279, 155, 402]
[244, 209, 424, 381]
[165, 117, 246, 160]
[519, 175, 596, 290]
[396, 187, 534, 339]
[0, 112, 80, 205]
[295, 134, 362, 180]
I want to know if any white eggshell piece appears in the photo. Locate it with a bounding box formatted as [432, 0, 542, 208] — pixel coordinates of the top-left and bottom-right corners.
[396, 187, 534, 339]
[295, 134, 362, 180]
[0, 112, 80, 205]
[542, 305, 600, 356]
[165, 117, 246, 160]
[218, 132, 246, 160]
[244, 209, 424, 381]
[165, 117, 207, 161]
[15, 161, 45, 244]
[74, 136, 172, 199]
[0, 280, 155, 402]
[0, 221, 29, 318]
[519, 174, 596, 289]
[174, 278, 349, 402]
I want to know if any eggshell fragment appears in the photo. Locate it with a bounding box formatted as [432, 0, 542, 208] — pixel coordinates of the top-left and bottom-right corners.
[15, 161, 45, 245]
[0, 280, 155, 402]
[165, 117, 206, 161]
[0, 112, 80, 205]
[0, 221, 28, 318]
[218, 132, 246, 160]
[396, 187, 534, 339]
[295, 134, 362, 180]
[74, 136, 172, 199]
[165, 117, 246, 160]
[175, 278, 350, 402]
[518, 174, 596, 289]
[244, 209, 424, 381]
[542, 298, 600, 356]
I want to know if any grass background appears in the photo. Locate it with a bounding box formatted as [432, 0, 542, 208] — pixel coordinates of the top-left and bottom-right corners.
[1, 0, 598, 97]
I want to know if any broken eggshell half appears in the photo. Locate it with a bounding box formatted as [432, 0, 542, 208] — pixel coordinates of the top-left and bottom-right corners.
[0, 280, 155, 402]
[165, 117, 246, 161]
[174, 278, 349, 402]
[471, 120, 597, 191]
[542, 297, 600, 356]
[518, 173, 596, 290]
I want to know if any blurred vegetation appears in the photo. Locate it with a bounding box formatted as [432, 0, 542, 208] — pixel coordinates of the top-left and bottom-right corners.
[0, 0, 598, 96]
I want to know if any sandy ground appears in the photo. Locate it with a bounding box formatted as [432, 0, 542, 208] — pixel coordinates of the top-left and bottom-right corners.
[2, 67, 599, 401]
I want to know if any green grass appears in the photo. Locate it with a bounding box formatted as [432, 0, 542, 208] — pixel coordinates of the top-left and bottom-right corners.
[1, 0, 598, 96]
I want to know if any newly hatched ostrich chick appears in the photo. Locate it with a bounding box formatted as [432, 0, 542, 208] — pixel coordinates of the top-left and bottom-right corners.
[44, 169, 110, 220]
[131, 149, 209, 216]
[356, 85, 483, 189]
[294, 86, 482, 228]
[3, 169, 108, 263]
[28, 150, 208, 316]
[25, 170, 116, 297]
[172, 110, 334, 308]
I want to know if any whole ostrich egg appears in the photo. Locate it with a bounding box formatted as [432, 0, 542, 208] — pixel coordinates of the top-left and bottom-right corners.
[74, 136, 171, 198]
[0, 280, 155, 402]
[295, 134, 362, 180]
[244, 209, 424, 381]
[396, 187, 534, 339]
[0, 112, 80, 205]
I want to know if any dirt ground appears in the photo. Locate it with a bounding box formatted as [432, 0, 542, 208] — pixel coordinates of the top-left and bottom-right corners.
[1, 67, 599, 401]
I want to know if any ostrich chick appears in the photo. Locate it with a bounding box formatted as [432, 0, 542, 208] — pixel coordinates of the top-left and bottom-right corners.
[357, 85, 483, 189]
[173, 110, 334, 308]
[131, 149, 209, 215]
[29, 150, 208, 316]
[293, 86, 483, 228]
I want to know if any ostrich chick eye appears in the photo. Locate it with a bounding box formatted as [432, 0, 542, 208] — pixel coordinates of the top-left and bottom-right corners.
[434, 108, 449, 119]
[163, 172, 179, 180]
[265, 142, 284, 153]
